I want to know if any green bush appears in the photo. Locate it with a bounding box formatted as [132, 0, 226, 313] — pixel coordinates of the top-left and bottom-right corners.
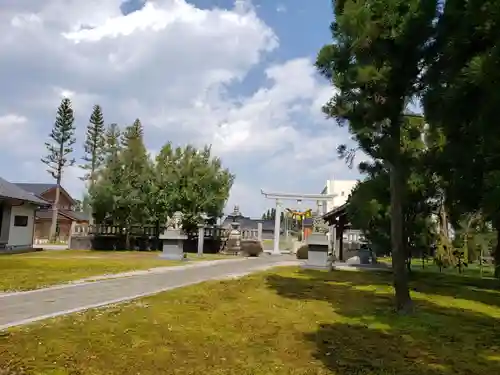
[296, 244, 308, 260]
[240, 240, 263, 257]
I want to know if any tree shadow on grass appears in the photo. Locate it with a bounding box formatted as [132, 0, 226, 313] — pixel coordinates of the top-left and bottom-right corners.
[409, 270, 500, 308]
[308, 267, 500, 308]
[266, 270, 500, 374]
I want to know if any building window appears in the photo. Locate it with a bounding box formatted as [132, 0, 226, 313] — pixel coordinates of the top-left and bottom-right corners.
[14, 215, 28, 227]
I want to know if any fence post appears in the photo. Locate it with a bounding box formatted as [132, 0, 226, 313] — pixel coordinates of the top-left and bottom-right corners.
[257, 222, 263, 243]
[68, 221, 76, 249]
[197, 224, 205, 256]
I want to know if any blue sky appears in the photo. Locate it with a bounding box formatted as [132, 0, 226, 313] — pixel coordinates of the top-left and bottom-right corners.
[0, 0, 359, 217]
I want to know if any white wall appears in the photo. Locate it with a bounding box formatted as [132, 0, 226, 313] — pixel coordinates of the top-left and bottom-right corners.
[321, 179, 358, 214]
[8, 204, 35, 248]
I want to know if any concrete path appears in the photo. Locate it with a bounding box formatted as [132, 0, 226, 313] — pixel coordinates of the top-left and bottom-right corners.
[0, 255, 299, 330]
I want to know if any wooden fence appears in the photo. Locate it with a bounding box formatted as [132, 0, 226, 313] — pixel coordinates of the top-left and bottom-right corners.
[69, 223, 262, 253]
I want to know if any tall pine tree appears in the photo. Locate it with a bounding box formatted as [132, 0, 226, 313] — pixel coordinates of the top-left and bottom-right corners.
[81, 104, 105, 184]
[91, 123, 122, 224]
[316, 0, 438, 312]
[80, 104, 106, 224]
[117, 119, 152, 247]
[42, 98, 76, 241]
[104, 123, 121, 160]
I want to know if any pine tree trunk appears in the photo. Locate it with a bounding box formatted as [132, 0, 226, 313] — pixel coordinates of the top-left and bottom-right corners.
[88, 176, 95, 226]
[389, 121, 413, 313]
[49, 184, 61, 242]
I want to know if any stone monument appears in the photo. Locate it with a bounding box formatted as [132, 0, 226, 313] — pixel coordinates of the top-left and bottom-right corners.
[302, 216, 332, 270]
[159, 214, 187, 260]
[224, 206, 242, 255]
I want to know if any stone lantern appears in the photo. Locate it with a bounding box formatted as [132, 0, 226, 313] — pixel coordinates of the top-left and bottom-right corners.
[225, 206, 242, 255]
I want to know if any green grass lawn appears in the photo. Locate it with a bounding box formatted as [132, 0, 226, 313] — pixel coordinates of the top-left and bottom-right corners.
[1, 267, 499, 374]
[0, 250, 231, 292]
[379, 256, 496, 277]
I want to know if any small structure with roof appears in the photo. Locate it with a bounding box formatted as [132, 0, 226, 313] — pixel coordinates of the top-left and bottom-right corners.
[0, 177, 50, 251]
[322, 202, 365, 261]
[14, 183, 90, 243]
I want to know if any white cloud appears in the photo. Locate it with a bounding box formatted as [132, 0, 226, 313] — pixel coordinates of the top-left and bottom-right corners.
[0, 114, 28, 148]
[0, 0, 357, 217]
[276, 4, 287, 13]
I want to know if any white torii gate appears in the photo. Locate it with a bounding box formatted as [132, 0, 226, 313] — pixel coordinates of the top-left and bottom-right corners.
[261, 189, 336, 255]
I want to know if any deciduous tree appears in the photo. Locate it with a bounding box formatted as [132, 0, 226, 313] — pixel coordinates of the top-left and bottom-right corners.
[154, 144, 234, 232]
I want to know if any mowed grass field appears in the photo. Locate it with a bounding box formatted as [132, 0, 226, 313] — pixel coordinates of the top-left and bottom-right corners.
[1, 267, 499, 374]
[0, 250, 231, 292]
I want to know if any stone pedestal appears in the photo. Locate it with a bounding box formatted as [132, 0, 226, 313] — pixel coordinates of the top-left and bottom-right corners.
[302, 232, 332, 270]
[224, 222, 241, 255]
[159, 228, 187, 261]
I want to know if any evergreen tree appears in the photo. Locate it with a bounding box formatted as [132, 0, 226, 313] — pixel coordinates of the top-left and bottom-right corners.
[81, 104, 105, 183]
[91, 123, 122, 224]
[91, 122, 234, 248]
[80, 104, 106, 224]
[316, 0, 438, 312]
[104, 123, 121, 160]
[41, 98, 76, 241]
[117, 119, 152, 247]
[347, 116, 439, 266]
[423, 0, 500, 277]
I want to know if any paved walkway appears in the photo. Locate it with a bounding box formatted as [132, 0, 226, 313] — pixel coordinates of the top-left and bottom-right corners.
[0, 255, 299, 330]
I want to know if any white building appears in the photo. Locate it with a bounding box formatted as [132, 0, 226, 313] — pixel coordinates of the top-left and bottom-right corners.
[320, 179, 358, 214]
[0, 177, 49, 252]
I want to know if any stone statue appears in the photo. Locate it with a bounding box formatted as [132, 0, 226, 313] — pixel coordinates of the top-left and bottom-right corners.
[172, 211, 184, 229]
[312, 216, 329, 234]
[165, 216, 177, 230]
[165, 212, 184, 230]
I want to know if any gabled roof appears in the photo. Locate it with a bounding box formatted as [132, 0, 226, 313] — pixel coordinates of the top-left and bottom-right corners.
[35, 209, 90, 222]
[322, 203, 349, 220]
[15, 183, 76, 204]
[14, 183, 56, 196]
[0, 177, 50, 206]
[64, 210, 90, 221]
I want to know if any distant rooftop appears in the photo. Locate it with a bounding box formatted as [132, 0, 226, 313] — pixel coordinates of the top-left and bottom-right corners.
[14, 183, 57, 197]
[0, 177, 49, 206]
[223, 206, 276, 231]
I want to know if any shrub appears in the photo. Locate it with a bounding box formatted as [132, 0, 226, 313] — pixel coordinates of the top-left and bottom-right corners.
[240, 240, 263, 257]
[296, 244, 308, 259]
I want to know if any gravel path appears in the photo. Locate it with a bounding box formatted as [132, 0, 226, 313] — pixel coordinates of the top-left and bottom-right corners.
[0, 255, 299, 330]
